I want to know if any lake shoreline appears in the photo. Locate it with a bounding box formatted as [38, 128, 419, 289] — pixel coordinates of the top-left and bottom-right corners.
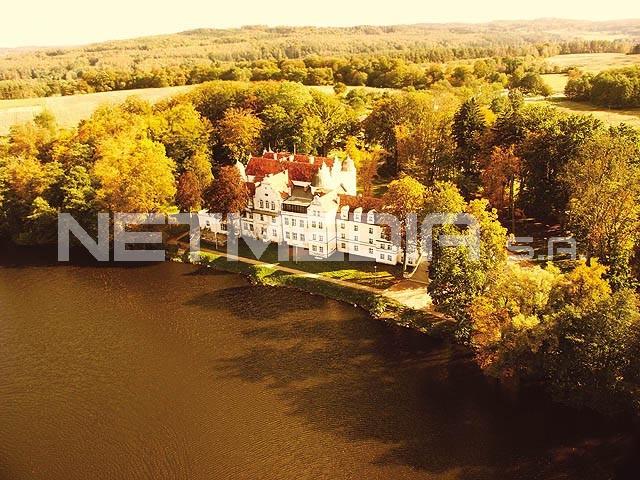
[174, 248, 454, 339]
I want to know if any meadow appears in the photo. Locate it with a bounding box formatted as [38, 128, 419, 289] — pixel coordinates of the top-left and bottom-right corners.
[0, 85, 195, 134]
[0, 84, 393, 134]
[534, 97, 640, 128]
[546, 52, 640, 72]
[533, 53, 640, 127]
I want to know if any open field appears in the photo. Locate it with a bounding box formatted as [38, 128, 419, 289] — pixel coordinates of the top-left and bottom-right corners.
[0, 85, 195, 135]
[532, 97, 640, 128]
[546, 53, 640, 73]
[540, 73, 570, 94]
[0, 83, 390, 135]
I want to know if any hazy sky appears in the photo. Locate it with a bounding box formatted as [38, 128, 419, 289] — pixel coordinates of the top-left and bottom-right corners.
[2, 0, 638, 48]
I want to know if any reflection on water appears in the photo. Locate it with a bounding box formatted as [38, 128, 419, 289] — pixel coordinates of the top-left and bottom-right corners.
[0, 261, 634, 479]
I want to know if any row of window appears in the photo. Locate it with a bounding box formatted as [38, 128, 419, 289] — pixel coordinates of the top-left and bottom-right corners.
[254, 214, 279, 224]
[285, 232, 306, 242]
[283, 217, 325, 229]
[286, 232, 325, 242]
[337, 243, 394, 260]
[340, 222, 374, 234]
[311, 245, 325, 253]
[258, 200, 278, 211]
[340, 214, 375, 223]
[340, 233, 375, 244]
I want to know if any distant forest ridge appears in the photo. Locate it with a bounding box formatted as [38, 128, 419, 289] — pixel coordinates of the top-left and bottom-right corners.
[7, 19, 640, 58]
[0, 19, 639, 99]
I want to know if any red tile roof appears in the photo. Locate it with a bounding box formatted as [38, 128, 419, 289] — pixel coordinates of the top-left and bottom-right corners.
[245, 153, 334, 183]
[338, 195, 383, 211]
[245, 158, 283, 179]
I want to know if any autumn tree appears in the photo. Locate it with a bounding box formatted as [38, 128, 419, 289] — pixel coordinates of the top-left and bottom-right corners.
[0, 155, 63, 242]
[428, 199, 508, 339]
[7, 111, 58, 158]
[216, 108, 264, 163]
[92, 134, 176, 212]
[543, 263, 639, 413]
[382, 175, 426, 270]
[423, 181, 466, 215]
[203, 165, 249, 217]
[481, 146, 521, 233]
[394, 92, 458, 184]
[468, 262, 559, 376]
[365, 90, 458, 178]
[338, 137, 380, 197]
[151, 102, 213, 188]
[176, 171, 203, 212]
[452, 97, 487, 193]
[562, 130, 640, 288]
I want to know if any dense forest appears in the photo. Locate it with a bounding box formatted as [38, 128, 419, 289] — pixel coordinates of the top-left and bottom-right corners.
[0, 19, 638, 99]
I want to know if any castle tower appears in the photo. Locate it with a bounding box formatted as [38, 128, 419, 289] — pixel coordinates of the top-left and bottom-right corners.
[235, 160, 247, 181]
[340, 156, 357, 195]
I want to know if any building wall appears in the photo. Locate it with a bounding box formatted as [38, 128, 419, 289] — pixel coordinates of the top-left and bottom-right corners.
[197, 158, 414, 267]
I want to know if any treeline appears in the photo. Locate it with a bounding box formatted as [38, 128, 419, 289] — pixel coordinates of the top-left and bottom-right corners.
[565, 66, 640, 108]
[0, 54, 555, 99]
[0, 20, 635, 99]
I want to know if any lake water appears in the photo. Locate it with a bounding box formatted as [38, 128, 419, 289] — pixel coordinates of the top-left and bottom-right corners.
[0, 260, 635, 479]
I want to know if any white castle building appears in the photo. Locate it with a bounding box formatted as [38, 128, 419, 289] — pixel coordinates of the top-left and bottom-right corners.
[198, 152, 418, 267]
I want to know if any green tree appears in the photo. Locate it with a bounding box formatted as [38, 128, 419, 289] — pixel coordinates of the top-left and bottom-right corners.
[562, 130, 640, 288]
[428, 199, 508, 339]
[452, 97, 487, 193]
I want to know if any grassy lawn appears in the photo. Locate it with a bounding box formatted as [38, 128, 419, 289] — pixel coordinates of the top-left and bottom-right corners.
[531, 97, 640, 128]
[201, 238, 402, 289]
[540, 74, 569, 94]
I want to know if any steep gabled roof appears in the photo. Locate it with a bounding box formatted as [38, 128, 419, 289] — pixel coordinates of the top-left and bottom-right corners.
[338, 194, 384, 211]
[246, 153, 335, 183]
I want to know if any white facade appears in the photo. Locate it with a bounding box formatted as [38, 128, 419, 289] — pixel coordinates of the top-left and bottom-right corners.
[336, 206, 402, 265]
[197, 153, 415, 266]
[241, 170, 288, 243]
